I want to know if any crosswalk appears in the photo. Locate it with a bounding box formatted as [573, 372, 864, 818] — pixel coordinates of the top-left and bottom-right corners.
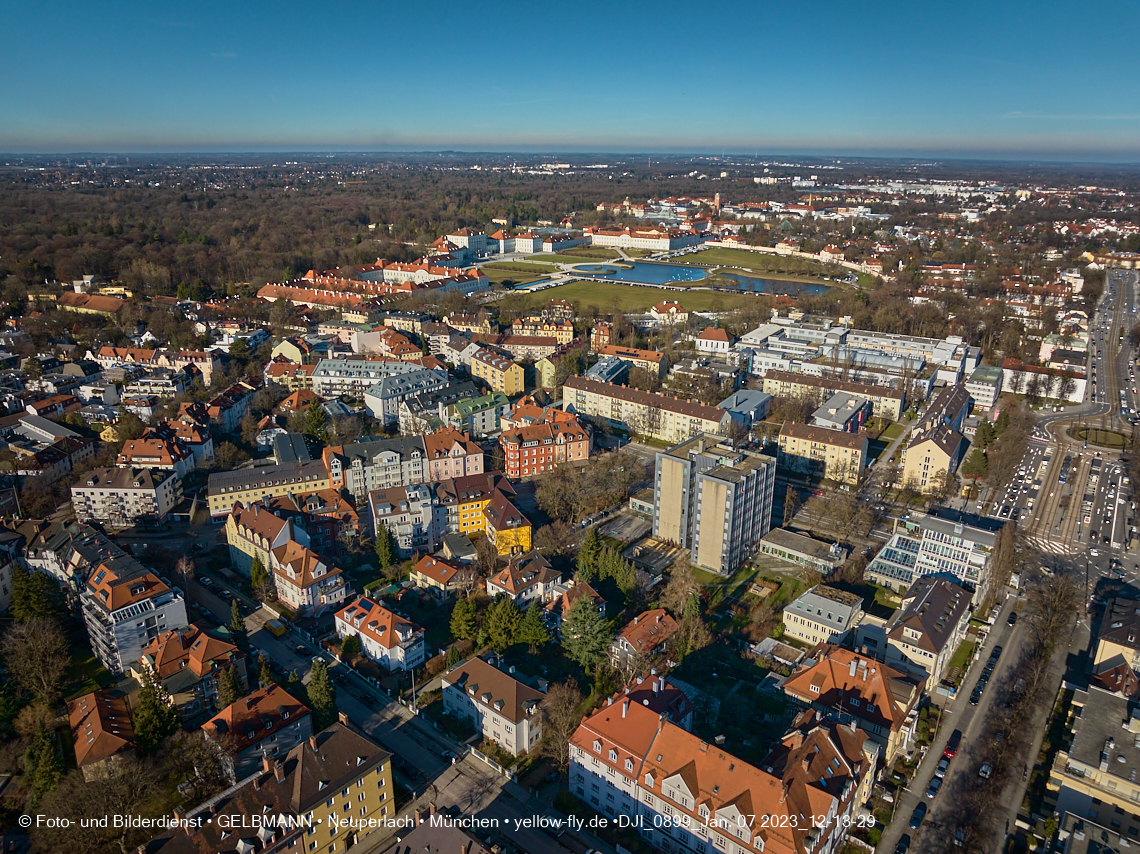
[1026, 535, 1073, 555]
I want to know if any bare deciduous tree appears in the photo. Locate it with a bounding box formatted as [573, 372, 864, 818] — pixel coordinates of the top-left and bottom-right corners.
[1, 619, 69, 703]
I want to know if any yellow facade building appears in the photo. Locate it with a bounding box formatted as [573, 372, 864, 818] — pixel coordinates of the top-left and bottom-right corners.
[777, 421, 868, 484]
[471, 347, 524, 396]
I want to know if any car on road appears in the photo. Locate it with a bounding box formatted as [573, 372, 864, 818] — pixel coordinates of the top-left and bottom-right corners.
[441, 750, 458, 764]
[894, 835, 911, 854]
[935, 757, 950, 778]
[357, 693, 378, 708]
[199, 577, 213, 587]
[295, 644, 307, 654]
[944, 730, 962, 758]
[908, 803, 927, 829]
[1008, 611, 1018, 626]
[925, 777, 942, 798]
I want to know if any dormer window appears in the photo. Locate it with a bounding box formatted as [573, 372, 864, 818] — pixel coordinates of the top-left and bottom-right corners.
[608, 749, 617, 761]
[593, 740, 602, 753]
[625, 758, 634, 772]
[644, 773, 655, 788]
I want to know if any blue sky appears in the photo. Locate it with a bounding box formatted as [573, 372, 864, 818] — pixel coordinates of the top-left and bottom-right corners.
[3, 0, 1140, 159]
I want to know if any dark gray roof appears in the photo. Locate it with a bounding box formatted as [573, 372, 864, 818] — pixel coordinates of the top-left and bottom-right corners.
[272, 432, 312, 465]
[888, 577, 971, 654]
[1066, 686, 1140, 789]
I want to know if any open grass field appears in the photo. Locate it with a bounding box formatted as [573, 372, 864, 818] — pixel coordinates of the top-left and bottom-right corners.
[525, 250, 619, 265]
[553, 246, 622, 260]
[483, 268, 548, 286]
[514, 279, 765, 312]
[483, 260, 560, 273]
[679, 246, 870, 287]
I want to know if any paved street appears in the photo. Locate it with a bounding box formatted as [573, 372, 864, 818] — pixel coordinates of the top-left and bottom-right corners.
[877, 595, 1016, 853]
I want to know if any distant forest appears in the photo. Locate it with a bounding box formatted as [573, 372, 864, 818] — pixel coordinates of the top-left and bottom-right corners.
[0, 153, 1136, 309]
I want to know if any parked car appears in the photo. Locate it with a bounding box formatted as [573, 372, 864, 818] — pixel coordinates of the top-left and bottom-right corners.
[935, 757, 950, 779]
[909, 803, 927, 829]
[979, 762, 993, 779]
[925, 777, 942, 798]
[894, 835, 911, 854]
[1007, 612, 1018, 626]
[944, 730, 962, 758]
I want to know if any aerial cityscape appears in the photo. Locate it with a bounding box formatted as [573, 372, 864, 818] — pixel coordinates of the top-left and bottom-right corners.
[1, 5, 1139, 854]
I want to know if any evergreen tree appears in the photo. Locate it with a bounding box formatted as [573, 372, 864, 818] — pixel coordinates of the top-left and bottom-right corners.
[486, 596, 521, 652]
[577, 527, 601, 581]
[560, 596, 613, 670]
[134, 672, 179, 756]
[23, 728, 63, 806]
[516, 603, 550, 654]
[961, 449, 989, 481]
[445, 645, 462, 667]
[450, 597, 477, 641]
[374, 527, 394, 571]
[257, 651, 275, 687]
[306, 661, 337, 730]
[9, 564, 67, 625]
[250, 556, 271, 600]
[340, 634, 362, 661]
[230, 600, 249, 656]
[287, 670, 306, 704]
[612, 559, 636, 595]
[303, 399, 329, 444]
[974, 419, 997, 449]
[216, 665, 243, 710]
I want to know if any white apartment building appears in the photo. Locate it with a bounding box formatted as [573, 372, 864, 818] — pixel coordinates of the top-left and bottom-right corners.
[570, 696, 875, 854]
[362, 369, 452, 425]
[71, 467, 183, 528]
[335, 596, 425, 672]
[442, 656, 544, 757]
[310, 358, 446, 398]
[81, 555, 189, 675]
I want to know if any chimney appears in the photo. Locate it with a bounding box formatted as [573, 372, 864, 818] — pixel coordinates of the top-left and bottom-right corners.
[414, 808, 424, 825]
[429, 802, 437, 817]
[262, 755, 274, 773]
[274, 763, 286, 783]
[652, 680, 659, 695]
[309, 735, 319, 751]
[338, 711, 350, 726]
[622, 700, 630, 718]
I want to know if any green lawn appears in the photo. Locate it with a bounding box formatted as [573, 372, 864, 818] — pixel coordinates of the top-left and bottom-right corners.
[1068, 427, 1127, 449]
[63, 649, 116, 701]
[530, 246, 622, 261]
[946, 641, 976, 688]
[483, 268, 548, 286]
[680, 246, 849, 280]
[881, 422, 904, 440]
[483, 261, 560, 273]
[513, 280, 765, 312]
